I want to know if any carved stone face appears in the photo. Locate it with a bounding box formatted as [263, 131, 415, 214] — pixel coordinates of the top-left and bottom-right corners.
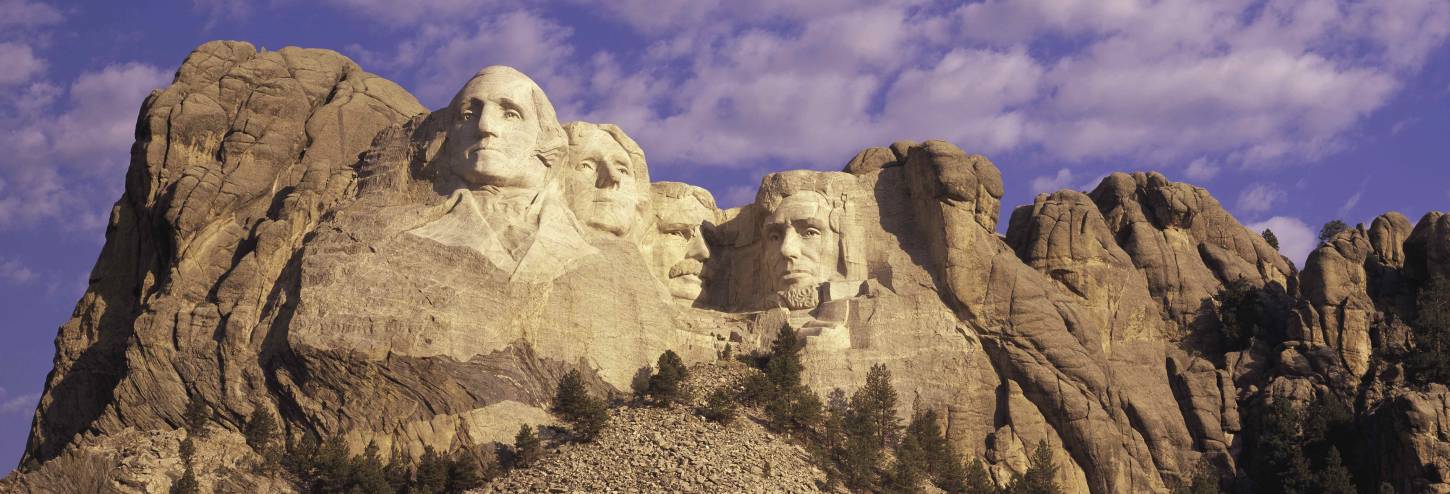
[645, 186, 715, 303]
[566, 126, 642, 237]
[441, 70, 545, 189]
[763, 191, 838, 299]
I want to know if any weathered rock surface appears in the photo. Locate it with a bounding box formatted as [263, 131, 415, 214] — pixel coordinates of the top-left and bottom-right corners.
[9, 41, 1450, 494]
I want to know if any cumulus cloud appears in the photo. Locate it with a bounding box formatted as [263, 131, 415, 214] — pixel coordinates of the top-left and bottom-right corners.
[331, 0, 1449, 178]
[1236, 183, 1287, 214]
[0, 42, 46, 86]
[1184, 158, 1219, 181]
[0, 392, 40, 414]
[0, 257, 35, 284]
[1030, 168, 1076, 194]
[0, 0, 63, 29]
[0, 62, 170, 231]
[1247, 216, 1316, 267]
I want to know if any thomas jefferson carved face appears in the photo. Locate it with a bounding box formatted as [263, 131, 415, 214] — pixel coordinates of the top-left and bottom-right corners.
[762, 190, 839, 308]
[564, 124, 646, 237]
[440, 67, 563, 190]
[644, 183, 716, 303]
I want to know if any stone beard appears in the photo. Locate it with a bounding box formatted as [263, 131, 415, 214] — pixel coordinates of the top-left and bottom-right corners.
[762, 190, 841, 310]
[645, 183, 717, 304]
[563, 122, 649, 238]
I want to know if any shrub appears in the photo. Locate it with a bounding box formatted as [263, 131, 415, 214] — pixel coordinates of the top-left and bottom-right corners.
[1318, 220, 1349, 244]
[552, 369, 610, 441]
[183, 395, 209, 434]
[1211, 279, 1290, 351]
[1007, 441, 1060, 494]
[1408, 279, 1450, 384]
[698, 388, 738, 424]
[646, 350, 689, 405]
[173, 466, 199, 494]
[1262, 229, 1280, 251]
[964, 457, 995, 494]
[514, 424, 542, 468]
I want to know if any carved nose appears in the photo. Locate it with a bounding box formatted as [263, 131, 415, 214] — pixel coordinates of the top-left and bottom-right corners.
[596, 166, 622, 189]
[686, 231, 709, 260]
[779, 230, 802, 259]
[476, 110, 501, 137]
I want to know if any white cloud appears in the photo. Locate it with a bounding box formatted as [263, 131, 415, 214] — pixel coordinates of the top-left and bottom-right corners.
[1247, 216, 1316, 267]
[0, 256, 35, 283]
[331, 0, 1449, 176]
[1030, 168, 1075, 194]
[0, 0, 63, 29]
[0, 42, 46, 86]
[1184, 157, 1218, 181]
[50, 63, 171, 169]
[1337, 178, 1370, 217]
[1236, 183, 1287, 214]
[0, 392, 40, 414]
[0, 63, 169, 231]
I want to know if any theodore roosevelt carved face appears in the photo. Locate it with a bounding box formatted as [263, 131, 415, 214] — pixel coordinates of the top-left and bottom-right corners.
[644, 182, 717, 303]
[439, 66, 566, 190]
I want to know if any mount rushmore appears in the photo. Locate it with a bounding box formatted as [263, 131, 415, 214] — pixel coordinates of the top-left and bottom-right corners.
[6, 41, 1450, 493]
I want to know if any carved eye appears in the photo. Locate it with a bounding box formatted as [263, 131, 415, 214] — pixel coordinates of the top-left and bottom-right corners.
[614, 163, 631, 177]
[578, 160, 596, 172]
[802, 227, 823, 238]
[667, 230, 689, 239]
[504, 109, 523, 120]
[767, 231, 783, 242]
[460, 110, 474, 121]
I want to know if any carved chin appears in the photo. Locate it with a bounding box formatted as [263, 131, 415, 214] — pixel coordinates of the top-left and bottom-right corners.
[669, 279, 703, 302]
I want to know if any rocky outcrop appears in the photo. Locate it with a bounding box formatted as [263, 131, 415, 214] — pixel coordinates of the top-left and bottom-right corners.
[1088, 172, 1292, 337]
[23, 40, 425, 467]
[11, 41, 1450, 494]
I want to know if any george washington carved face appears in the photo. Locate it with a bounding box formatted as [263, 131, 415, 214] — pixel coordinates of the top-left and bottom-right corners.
[439, 66, 566, 191]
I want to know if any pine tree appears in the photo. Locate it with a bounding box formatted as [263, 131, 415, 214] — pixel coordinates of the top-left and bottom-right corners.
[514, 424, 542, 468]
[823, 388, 849, 456]
[173, 465, 200, 494]
[720, 343, 732, 360]
[1007, 441, 1060, 494]
[766, 327, 804, 390]
[1409, 279, 1450, 384]
[445, 451, 484, 493]
[889, 430, 928, 493]
[905, 409, 963, 492]
[183, 394, 209, 434]
[244, 408, 281, 470]
[841, 402, 884, 491]
[414, 446, 449, 494]
[854, 364, 901, 448]
[647, 350, 689, 405]
[552, 369, 610, 441]
[1171, 458, 1219, 494]
[1315, 447, 1355, 494]
[1251, 398, 1312, 494]
[1262, 229, 1280, 251]
[349, 440, 390, 493]
[964, 457, 995, 494]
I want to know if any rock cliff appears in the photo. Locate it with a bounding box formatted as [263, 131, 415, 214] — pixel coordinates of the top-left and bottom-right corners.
[5, 42, 1449, 493]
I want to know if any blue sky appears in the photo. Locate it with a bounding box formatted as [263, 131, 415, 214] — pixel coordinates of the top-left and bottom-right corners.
[1, 0, 1448, 472]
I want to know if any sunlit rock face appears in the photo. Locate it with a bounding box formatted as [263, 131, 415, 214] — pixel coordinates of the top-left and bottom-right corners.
[13, 42, 1450, 494]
